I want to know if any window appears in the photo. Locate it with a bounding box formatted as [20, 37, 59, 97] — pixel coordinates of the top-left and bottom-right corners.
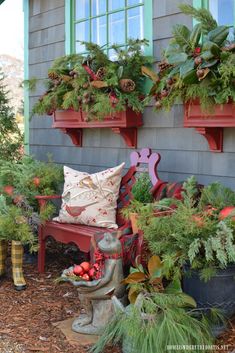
[65, 0, 152, 57]
[208, 0, 234, 26]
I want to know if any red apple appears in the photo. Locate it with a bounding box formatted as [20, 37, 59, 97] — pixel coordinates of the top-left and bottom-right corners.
[82, 273, 90, 281]
[88, 268, 96, 278]
[3, 185, 14, 196]
[73, 265, 83, 276]
[33, 177, 41, 187]
[80, 261, 90, 272]
[219, 206, 235, 221]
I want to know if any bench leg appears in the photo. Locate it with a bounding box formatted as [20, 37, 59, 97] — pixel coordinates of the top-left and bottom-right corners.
[38, 228, 46, 273]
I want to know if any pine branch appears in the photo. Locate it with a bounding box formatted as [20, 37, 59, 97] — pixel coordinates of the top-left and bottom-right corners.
[179, 4, 217, 33]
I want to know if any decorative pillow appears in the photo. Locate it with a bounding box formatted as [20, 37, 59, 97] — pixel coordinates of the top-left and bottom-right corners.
[53, 163, 125, 228]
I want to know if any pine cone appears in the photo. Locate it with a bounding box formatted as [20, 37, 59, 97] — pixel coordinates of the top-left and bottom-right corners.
[158, 61, 172, 72]
[48, 70, 59, 80]
[96, 67, 106, 80]
[119, 79, 136, 92]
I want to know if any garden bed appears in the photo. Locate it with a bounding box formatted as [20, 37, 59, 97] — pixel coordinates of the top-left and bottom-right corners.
[0, 241, 234, 352]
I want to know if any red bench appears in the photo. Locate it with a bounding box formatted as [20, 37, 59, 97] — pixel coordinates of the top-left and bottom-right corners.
[36, 148, 171, 273]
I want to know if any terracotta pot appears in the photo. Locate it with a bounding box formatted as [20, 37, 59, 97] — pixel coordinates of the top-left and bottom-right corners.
[129, 212, 139, 234]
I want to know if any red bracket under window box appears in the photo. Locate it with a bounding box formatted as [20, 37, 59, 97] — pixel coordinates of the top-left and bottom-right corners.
[184, 101, 235, 152]
[52, 108, 143, 148]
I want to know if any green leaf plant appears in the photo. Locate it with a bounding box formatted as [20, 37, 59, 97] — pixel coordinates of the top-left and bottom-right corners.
[91, 256, 214, 353]
[148, 4, 235, 112]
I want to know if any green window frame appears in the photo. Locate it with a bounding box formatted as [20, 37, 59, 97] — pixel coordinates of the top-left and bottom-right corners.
[65, 0, 152, 56]
[193, 0, 235, 26]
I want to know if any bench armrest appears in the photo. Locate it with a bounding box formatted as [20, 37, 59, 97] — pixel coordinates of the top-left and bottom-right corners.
[35, 195, 61, 211]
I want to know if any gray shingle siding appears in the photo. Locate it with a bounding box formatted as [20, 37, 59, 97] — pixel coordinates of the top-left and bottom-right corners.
[28, 0, 235, 188]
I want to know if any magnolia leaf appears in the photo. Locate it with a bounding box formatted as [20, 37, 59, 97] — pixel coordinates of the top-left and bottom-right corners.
[180, 58, 195, 78]
[200, 59, 218, 68]
[90, 80, 108, 88]
[141, 66, 159, 82]
[201, 41, 220, 60]
[122, 272, 146, 284]
[128, 286, 139, 304]
[165, 279, 182, 294]
[208, 26, 230, 46]
[165, 42, 182, 56]
[148, 255, 162, 277]
[172, 24, 191, 48]
[189, 24, 201, 48]
[182, 69, 198, 84]
[167, 53, 188, 65]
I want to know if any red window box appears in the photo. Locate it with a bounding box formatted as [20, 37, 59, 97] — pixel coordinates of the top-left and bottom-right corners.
[52, 108, 143, 148]
[184, 101, 235, 152]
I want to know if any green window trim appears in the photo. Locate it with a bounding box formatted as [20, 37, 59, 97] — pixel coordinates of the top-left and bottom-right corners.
[65, 0, 152, 56]
[23, 0, 29, 154]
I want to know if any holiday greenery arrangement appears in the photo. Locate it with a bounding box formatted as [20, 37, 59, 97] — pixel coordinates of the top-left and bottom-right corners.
[0, 156, 63, 220]
[121, 173, 153, 219]
[140, 177, 235, 282]
[0, 195, 37, 252]
[0, 71, 23, 160]
[149, 4, 235, 112]
[32, 39, 154, 120]
[92, 256, 214, 353]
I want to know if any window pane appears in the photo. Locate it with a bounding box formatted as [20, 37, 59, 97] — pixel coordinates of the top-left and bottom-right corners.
[127, 6, 144, 39]
[108, 47, 125, 60]
[91, 16, 107, 47]
[127, 0, 143, 5]
[75, 0, 89, 20]
[75, 21, 90, 52]
[209, 0, 234, 25]
[109, 0, 125, 11]
[92, 0, 106, 16]
[109, 11, 125, 45]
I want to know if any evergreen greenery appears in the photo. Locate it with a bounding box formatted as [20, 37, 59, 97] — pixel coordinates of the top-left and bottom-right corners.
[0, 195, 37, 251]
[32, 39, 153, 120]
[0, 71, 23, 160]
[121, 173, 153, 218]
[140, 177, 235, 281]
[149, 5, 235, 112]
[0, 156, 63, 216]
[92, 257, 214, 353]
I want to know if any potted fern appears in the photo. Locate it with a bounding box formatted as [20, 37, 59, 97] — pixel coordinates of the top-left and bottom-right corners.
[141, 177, 235, 322]
[91, 256, 214, 353]
[31, 39, 154, 148]
[149, 4, 235, 152]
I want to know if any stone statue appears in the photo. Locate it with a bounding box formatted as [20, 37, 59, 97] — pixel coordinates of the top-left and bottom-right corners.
[62, 231, 125, 335]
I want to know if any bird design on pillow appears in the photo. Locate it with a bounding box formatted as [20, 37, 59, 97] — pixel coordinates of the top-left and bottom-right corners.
[79, 176, 98, 190]
[65, 201, 98, 217]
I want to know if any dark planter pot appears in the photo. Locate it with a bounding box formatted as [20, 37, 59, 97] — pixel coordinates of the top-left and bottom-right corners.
[182, 266, 235, 318]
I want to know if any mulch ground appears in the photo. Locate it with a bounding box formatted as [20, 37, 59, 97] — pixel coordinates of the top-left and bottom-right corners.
[0, 241, 234, 353]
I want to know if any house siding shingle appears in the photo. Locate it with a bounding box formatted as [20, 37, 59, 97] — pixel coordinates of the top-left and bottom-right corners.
[29, 0, 235, 188]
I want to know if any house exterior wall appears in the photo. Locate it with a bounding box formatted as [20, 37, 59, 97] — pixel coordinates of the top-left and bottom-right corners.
[29, 0, 235, 188]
